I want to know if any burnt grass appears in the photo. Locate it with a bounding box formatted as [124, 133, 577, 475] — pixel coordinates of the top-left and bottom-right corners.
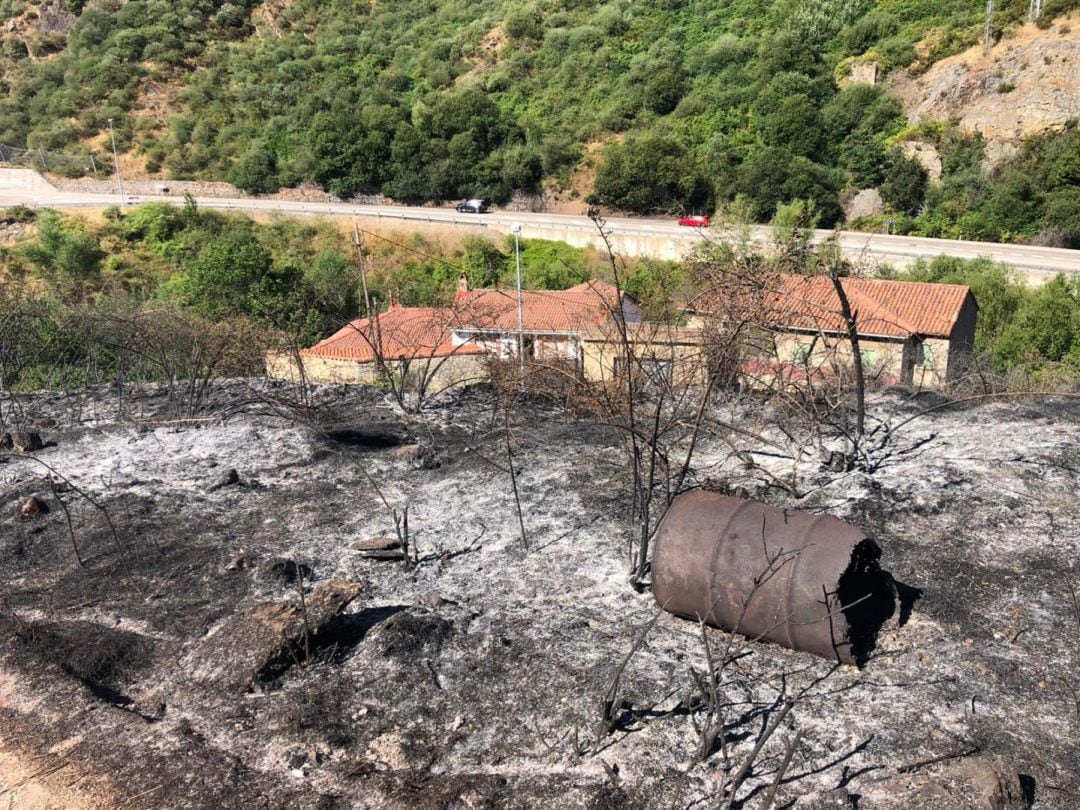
[0, 381, 1078, 808]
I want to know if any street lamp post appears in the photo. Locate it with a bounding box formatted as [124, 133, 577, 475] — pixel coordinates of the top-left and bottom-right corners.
[512, 222, 525, 369]
[107, 118, 125, 207]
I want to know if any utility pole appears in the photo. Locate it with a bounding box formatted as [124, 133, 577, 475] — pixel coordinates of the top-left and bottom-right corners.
[1029, 0, 1042, 20]
[352, 221, 372, 317]
[107, 118, 125, 206]
[512, 222, 525, 369]
[983, 0, 995, 55]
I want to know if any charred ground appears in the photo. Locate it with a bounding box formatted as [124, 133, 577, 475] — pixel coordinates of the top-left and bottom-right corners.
[0, 382, 1077, 808]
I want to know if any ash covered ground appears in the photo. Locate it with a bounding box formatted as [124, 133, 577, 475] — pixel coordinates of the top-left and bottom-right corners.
[0, 381, 1077, 809]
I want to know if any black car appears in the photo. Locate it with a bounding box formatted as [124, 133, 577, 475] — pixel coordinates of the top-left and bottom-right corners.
[455, 198, 491, 213]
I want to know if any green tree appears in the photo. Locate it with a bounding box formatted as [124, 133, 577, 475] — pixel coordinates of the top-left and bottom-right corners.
[593, 133, 711, 213]
[643, 67, 687, 115]
[733, 147, 843, 225]
[516, 238, 590, 290]
[755, 94, 822, 156]
[177, 237, 277, 321]
[304, 249, 359, 320]
[623, 259, 688, 320]
[462, 237, 507, 289]
[1041, 187, 1080, 248]
[880, 148, 928, 215]
[840, 128, 887, 187]
[973, 175, 1043, 241]
[310, 107, 397, 198]
[906, 256, 1027, 356]
[118, 202, 185, 248]
[226, 142, 279, 195]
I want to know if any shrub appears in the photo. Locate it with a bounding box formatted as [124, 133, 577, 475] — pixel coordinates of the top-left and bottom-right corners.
[2, 205, 36, 223]
[19, 211, 104, 293]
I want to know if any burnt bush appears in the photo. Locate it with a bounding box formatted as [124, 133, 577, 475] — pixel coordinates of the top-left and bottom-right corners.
[272, 674, 359, 747]
[0, 615, 154, 697]
[372, 610, 453, 659]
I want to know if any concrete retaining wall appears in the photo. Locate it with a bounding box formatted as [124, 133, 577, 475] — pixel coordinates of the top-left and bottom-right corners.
[501, 223, 695, 262]
[0, 168, 56, 193]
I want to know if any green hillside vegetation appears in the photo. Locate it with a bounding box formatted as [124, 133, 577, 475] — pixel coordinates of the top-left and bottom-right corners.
[1, 0, 1078, 243]
[908, 124, 1080, 245]
[0, 202, 699, 388]
[2, 205, 1077, 393]
[0, 203, 680, 340]
[887, 256, 1080, 371]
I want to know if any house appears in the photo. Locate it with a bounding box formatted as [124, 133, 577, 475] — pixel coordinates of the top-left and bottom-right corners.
[267, 276, 642, 385]
[448, 276, 642, 369]
[689, 273, 978, 388]
[265, 304, 488, 387]
[268, 271, 976, 394]
[581, 323, 711, 389]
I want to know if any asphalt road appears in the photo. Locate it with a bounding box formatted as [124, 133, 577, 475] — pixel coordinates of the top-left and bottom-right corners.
[4, 185, 1078, 281]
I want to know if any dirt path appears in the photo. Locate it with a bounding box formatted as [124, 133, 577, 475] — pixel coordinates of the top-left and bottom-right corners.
[0, 746, 99, 810]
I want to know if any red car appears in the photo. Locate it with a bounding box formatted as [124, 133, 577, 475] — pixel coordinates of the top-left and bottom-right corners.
[678, 214, 710, 227]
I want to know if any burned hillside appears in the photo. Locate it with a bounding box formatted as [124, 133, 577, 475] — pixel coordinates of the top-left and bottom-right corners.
[0, 381, 1077, 809]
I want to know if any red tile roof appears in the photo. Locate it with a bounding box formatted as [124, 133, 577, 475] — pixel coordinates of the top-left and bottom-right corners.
[452, 279, 627, 333]
[703, 274, 973, 339]
[302, 280, 633, 363]
[301, 306, 484, 363]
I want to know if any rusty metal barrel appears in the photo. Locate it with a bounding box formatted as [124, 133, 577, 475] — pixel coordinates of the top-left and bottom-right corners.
[652, 491, 895, 665]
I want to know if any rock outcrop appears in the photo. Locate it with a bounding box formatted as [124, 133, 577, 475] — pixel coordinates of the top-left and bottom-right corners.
[890, 14, 1080, 164]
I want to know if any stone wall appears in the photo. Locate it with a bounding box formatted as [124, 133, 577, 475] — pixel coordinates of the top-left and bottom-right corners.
[581, 335, 710, 388]
[265, 352, 378, 385]
[51, 177, 335, 203]
[265, 351, 489, 392]
[772, 333, 952, 389]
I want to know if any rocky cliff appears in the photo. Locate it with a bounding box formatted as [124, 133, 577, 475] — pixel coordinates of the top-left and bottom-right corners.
[890, 13, 1080, 165]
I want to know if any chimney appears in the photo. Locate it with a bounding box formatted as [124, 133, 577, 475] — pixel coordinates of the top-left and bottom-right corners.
[458, 272, 469, 293]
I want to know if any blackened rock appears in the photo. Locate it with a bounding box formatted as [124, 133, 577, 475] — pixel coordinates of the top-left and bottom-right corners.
[208, 468, 240, 492]
[373, 611, 452, 658]
[862, 754, 1029, 809]
[182, 579, 363, 692]
[417, 590, 446, 608]
[804, 788, 858, 809]
[824, 450, 853, 473]
[14, 432, 44, 452]
[415, 445, 442, 470]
